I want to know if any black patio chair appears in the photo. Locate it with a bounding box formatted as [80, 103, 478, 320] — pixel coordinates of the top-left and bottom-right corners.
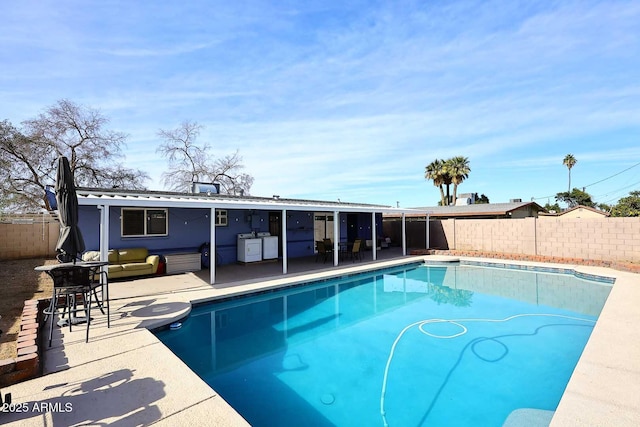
[316, 241, 333, 263]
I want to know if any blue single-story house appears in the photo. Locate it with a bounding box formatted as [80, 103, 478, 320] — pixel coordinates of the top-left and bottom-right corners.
[75, 187, 427, 284]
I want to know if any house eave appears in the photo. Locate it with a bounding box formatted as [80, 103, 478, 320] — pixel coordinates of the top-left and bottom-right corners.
[76, 188, 423, 215]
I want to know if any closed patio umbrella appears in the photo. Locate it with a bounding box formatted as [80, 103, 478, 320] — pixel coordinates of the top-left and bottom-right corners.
[55, 156, 85, 263]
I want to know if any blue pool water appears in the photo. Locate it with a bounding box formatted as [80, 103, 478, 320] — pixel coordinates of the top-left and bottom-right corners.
[155, 263, 612, 426]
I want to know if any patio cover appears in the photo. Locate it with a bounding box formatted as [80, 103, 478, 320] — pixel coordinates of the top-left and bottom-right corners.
[76, 187, 428, 284]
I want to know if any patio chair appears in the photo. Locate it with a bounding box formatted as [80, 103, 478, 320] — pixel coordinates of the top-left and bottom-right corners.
[316, 241, 333, 263]
[349, 239, 363, 262]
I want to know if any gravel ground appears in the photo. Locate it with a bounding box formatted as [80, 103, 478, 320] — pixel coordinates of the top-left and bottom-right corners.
[0, 258, 55, 360]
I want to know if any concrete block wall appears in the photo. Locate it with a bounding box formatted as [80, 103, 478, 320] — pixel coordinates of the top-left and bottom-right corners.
[385, 216, 640, 263]
[0, 215, 59, 260]
[453, 218, 536, 254]
[536, 217, 640, 262]
[439, 217, 640, 263]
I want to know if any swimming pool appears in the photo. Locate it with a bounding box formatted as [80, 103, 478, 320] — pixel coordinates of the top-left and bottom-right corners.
[155, 262, 612, 426]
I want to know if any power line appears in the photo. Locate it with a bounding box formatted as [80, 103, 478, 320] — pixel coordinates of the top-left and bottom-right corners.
[597, 179, 640, 205]
[583, 161, 640, 188]
[531, 194, 556, 202]
[532, 160, 640, 202]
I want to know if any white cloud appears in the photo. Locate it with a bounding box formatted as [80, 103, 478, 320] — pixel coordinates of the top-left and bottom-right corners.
[1, 0, 639, 207]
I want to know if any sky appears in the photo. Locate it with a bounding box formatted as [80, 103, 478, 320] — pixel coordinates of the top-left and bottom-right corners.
[1, 0, 639, 208]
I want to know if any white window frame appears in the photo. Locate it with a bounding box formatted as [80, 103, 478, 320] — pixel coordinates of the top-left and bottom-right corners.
[121, 208, 168, 237]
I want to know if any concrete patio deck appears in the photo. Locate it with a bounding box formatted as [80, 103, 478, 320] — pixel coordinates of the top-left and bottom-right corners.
[1, 251, 639, 426]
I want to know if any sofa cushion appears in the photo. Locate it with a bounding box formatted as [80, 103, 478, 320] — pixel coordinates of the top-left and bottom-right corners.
[118, 248, 149, 263]
[108, 250, 119, 263]
[121, 263, 152, 272]
[107, 265, 124, 274]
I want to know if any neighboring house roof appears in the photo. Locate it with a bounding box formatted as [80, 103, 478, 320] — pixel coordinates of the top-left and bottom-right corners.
[384, 201, 546, 219]
[75, 187, 422, 215]
[555, 205, 610, 218]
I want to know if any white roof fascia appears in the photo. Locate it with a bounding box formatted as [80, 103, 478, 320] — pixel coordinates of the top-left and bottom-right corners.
[77, 193, 421, 215]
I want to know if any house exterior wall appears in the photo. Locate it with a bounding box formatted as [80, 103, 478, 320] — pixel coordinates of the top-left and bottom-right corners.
[285, 210, 315, 258]
[78, 205, 318, 265]
[510, 205, 539, 219]
[78, 205, 100, 250]
[382, 217, 640, 263]
[342, 212, 382, 240]
[559, 207, 608, 219]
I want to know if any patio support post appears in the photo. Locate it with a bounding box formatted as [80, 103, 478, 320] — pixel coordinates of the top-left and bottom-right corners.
[98, 205, 110, 265]
[372, 212, 377, 261]
[282, 209, 288, 274]
[333, 211, 339, 266]
[210, 207, 216, 285]
[96, 205, 110, 287]
[402, 213, 407, 256]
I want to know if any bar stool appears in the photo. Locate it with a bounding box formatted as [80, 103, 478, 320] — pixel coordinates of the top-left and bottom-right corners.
[44, 266, 94, 346]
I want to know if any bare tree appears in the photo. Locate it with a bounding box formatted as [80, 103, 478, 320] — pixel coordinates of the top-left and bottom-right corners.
[157, 121, 253, 195]
[0, 119, 57, 211]
[0, 99, 149, 212]
[213, 150, 254, 195]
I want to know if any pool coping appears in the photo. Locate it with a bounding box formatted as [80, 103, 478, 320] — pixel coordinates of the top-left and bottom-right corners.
[1, 255, 638, 426]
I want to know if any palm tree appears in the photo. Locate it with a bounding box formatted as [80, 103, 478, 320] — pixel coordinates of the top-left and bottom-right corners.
[563, 154, 577, 193]
[442, 168, 453, 205]
[446, 156, 471, 203]
[425, 159, 447, 206]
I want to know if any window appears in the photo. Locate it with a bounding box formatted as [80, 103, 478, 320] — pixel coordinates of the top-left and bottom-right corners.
[215, 209, 228, 226]
[122, 208, 168, 237]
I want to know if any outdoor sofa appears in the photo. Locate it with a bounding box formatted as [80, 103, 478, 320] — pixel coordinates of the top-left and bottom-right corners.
[82, 248, 160, 279]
